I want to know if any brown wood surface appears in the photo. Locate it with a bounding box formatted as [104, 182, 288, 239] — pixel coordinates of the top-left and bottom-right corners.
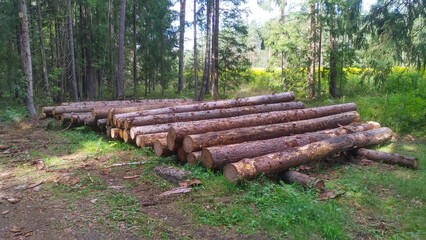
[354, 148, 419, 169]
[281, 170, 325, 190]
[135, 133, 168, 147]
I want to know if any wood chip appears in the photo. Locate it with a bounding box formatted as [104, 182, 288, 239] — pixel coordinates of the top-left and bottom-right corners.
[158, 187, 191, 197]
[319, 189, 345, 201]
[6, 197, 20, 204]
[10, 225, 21, 233]
[1, 210, 10, 215]
[179, 179, 202, 188]
[27, 181, 44, 189]
[123, 175, 139, 180]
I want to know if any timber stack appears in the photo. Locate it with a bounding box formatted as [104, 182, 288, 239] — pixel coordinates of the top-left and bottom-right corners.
[42, 92, 418, 188]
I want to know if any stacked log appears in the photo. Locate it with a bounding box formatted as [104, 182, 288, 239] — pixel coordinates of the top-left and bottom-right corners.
[42, 92, 416, 188]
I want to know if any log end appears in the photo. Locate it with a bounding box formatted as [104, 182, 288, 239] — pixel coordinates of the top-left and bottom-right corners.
[153, 140, 164, 157]
[167, 128, 177, 151]
[110, 128, 120, 139]
[311, 179, 325, 191]
[201, 149, 214, 169]
[182, 136, 194, 153]
[123, 130, 131, 143]
[135, 135, 143, 147]
[223, 164, 241, 183]
[187, 152, 201, 165]
[177, 147, 187, 163]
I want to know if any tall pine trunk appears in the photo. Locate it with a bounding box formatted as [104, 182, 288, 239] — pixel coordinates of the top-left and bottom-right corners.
[132, 0, 137, 96]
[328, 3, 338, 98]
[193, 0, 198, 100]
[18, 0, 37, 117]
[36, 0, 51, 101]
[117, 0, 126, 99]
[317, 2, 322, 97]
[307, 2, 316, 98]
[198, 0, 212, 101]
[178, 0, 186, 93]
[66, 0, 79, 101]
[211, 0, 219, 99]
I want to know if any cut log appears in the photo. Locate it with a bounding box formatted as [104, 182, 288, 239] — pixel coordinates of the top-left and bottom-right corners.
[110, 128, 121, 139]
[168, 103, 357, 151]
[202, 121, 381, 169]
[177, 147, 188, 163]
[153, 139, 176, 157]
[114, 92, 295, 127]
[135, 132, 168, 147]
[353, 148, 419, 169]
[124, 101, 305, 129]
[122, 129, 132, 143]
[223, 127, 393, 182]
[130, 124, 175, 139]
[182, 111, 360, 153]
[187, 151, 202, 165]
[106, 126, 112, 137]
[281, 170, 325, 190]
[84, 116, 96, 126]
[154, 165, 190, 184]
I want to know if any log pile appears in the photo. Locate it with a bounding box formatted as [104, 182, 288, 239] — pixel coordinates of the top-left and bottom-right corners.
[42, 92, 418, 189]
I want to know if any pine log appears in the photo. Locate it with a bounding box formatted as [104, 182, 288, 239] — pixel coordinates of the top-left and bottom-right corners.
[106, 126, 112, 137]
[97, 118, 107, 128]
[177, 147, 188, 163]
[122, 129, 133, 143]
[168, 103, 357, 151]
[281, 170, 325, 190]
[154, 166, 190, 184]
[135, 133, 168, 147]
[119, 129, 124, 139]
[114, 92, 295, 127]
[60, 113, 73, 122]
[353, 148, 419, 169]
[182, 111, 360, 153]
[223, 127, 393, 182]
[130, 124, 175, 139]
[153, 139, 176, 157]
[202, 122, 381, 169]
[187, 151, 202, 165]
[84, 115, 96, 126]
[110, 128, 121, 139]
[124, 101, 305, 129]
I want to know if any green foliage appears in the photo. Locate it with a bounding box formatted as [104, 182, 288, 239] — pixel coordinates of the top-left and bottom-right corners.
[0, 101, 27, 123]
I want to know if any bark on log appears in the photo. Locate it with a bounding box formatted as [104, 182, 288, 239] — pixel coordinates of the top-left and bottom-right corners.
[124, 101, 305, 129]
[135, 133, 168, 147]
[97, 119, 107, 128]
[130, 124, 175, 139]
[84, 116, 96, 126]
[154, 166, 190, 184]
[281, 170, 325, 190]
[187, 151, 202, 165]
[110, 128, 121, 139]
[182, 111, 360, 153]
[202, 122, 381, 169]
[223, 127, 393, 182]
[168, 103, 356, 151]
[114, 92, 295, 127]
[153, 139, 176, 157]
[353, 148, 419, 169]
[177, 147, 188, 163]
[122, 129, 132, 143]
[106, 126, 112, 137]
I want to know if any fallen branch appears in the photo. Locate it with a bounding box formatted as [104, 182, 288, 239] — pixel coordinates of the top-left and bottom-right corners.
[106, 162, 146, 168]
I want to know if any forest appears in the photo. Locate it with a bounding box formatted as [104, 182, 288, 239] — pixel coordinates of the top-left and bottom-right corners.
[0, 0, 425, 239]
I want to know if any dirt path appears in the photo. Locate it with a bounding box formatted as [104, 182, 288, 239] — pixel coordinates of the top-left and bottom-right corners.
[0, 121, 254, 240]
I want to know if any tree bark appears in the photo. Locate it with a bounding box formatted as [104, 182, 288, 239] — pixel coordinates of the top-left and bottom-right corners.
[182, 111, 360, 153]
[223, 128, 393, 182]
[328, 3, 338, 98]
[18, 0, 37, 117]
[193, 0, 198, 100]
[177, 147, 188, 163]
[125, 101, 304, 129]
[178, 0, 186, 93]
[66, 0, 79, 101]
[281, 170, 325, 190]
[211, 0, 219, 99]
[135, 132, 168, 147]
[187, 151, 202, 165]
[169, 103, 357, 151]
[117, 92, 295, 126]
[154, 139, 176, 157]
[202, 122, 380, 169]
[117, 0, 126, 98]
[198, 0, 212, 101]
[317, 2, 322, 96]
[36, 0, 51, 100]
[352, 148, 419, 169]
[154, 166, 190, 184]
[132, 0, 137, 95]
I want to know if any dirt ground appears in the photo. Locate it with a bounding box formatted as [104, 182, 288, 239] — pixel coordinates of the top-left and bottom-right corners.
[0, 121, 254, 240]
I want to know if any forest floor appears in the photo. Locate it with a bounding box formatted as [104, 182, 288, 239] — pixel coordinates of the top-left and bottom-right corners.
[0, 116, 425, 239]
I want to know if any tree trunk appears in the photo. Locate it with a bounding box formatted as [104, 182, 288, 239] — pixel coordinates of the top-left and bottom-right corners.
[224, 128, 393, 182]
[154, 139, 176, 157]
[193, 0, 198, 100]
[211, 0, 219, 99]
[154, 166, 190, 184]
[135, 132, 168, 147]
[110, 128, 121, 139]
[117, 0, 126, 98]
[328, 3, 338, 98]
[169, 103, 357, 151]
[352, 148, 419, 169]
[177, 147, 188, 163]
[132, 0, 137, 95]
[36, 0, 51, 100]
[85, 8, 96, 100]
[187, 151, 202, 165]
[198, 0, 212, 101]
[281, 170, 325, 190]
[202, 122, 380, 169]
[18, 0, 37, 117]
[178, 0, 186, 93]
[66, 0, 79, 101]
[317, 2, 322, 96]
[308, 2, 316, 98]
[181, 111, 360, 153]
[125, 101, 304, 129]
[117, 92, 294, 127]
